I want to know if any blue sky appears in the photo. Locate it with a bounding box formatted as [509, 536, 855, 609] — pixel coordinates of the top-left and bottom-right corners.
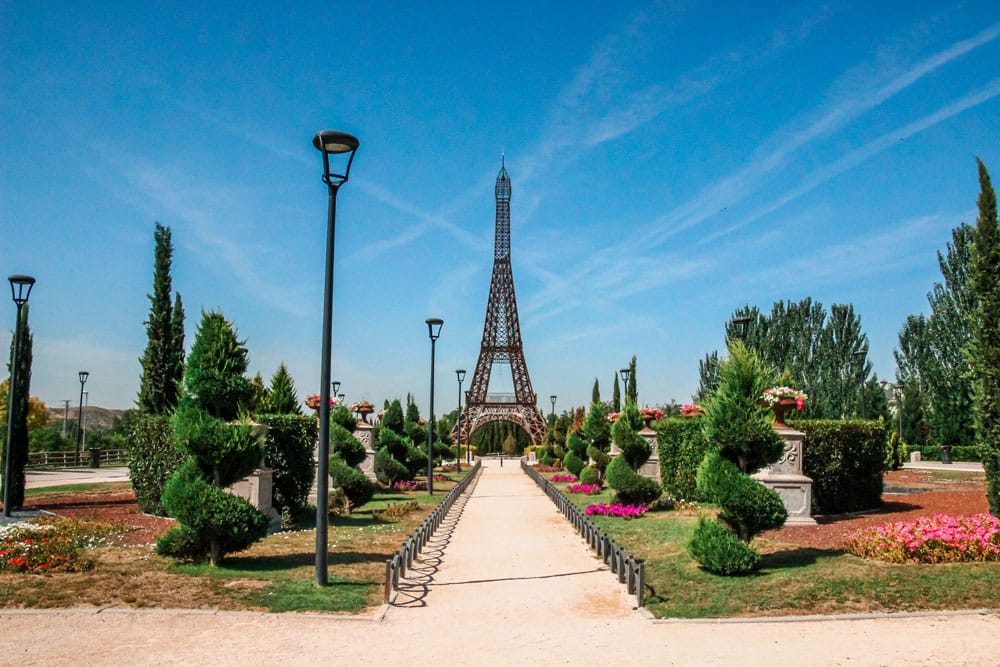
[2, 2, 999, 419]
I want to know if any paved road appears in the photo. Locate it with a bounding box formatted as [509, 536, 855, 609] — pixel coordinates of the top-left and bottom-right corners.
[23, 466, 131, 489]
[2, 460, 998, 666]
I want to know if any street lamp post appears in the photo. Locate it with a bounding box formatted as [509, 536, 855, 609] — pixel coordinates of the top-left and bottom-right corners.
[312, 129, 359, 587]
[893, 384, 904, 441]
[619, 368, 631, 404]
[549, 395, 556, 422]
[332, 381, 341, 401]
[455, 369, 466, 472]
[75, 371, 89, 467]
[4, 275, 34, 518]
[732, 316, 751, 342]
[853, 349, 866, 419]
[82, 391, 89, 451]
[425, 318, 443, 494]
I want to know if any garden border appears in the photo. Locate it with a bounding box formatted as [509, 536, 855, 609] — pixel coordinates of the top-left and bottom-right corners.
[383, 460, 482, 604]
[521, 459, 645, 607]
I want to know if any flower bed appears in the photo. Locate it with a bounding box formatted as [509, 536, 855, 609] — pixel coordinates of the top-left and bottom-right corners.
[567, 483, 603, 495]
[551, 474, 577, 483]
[846, 513, 1000, 563]
[392, 480, 425, 492]
[0, 517, 119, 574]
[584, 503, 649, 519]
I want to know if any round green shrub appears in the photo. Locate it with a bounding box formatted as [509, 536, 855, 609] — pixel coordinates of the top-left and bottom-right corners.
[687, 517, 760, 575]
[330, 455, 375, 511]
[563, 451, 585, 477]
[579, 465, 601, 486]
[606, 455, 661, 505]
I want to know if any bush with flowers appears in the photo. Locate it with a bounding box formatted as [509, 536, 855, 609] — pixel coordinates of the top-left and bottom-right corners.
[846, 514, 1000, 563]
[0, 517, 120, 574]
[551, 474, 577, 483]
[567, 483, 603, 495]
[585, 503, 649, 519]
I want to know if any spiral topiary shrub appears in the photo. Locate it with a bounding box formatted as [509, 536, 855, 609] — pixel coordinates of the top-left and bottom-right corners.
[606, 402, 661, 506]
[687, 341, 786, 575]
[579, 465, 601, 486]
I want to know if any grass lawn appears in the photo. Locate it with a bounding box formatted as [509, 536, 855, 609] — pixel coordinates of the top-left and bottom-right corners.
[543, 472, 1000, 618]
[1, 469, 473, 613]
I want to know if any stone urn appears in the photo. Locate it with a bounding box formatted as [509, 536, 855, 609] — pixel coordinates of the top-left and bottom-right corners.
[766, 397, 799, 429]
[352, 400, 376, 424]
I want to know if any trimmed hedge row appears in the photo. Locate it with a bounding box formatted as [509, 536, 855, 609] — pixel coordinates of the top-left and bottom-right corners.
[796, 420, 885, 514]
[911, 444, 982, 462]
[657, 417, 887, 515]
[258, 414, 317, 516]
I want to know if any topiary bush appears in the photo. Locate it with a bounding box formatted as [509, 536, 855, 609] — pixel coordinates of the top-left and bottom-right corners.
[687, 341, 786, 575]
[329, 455, 375, 512]
[156, 311, 268, 566]
[606, 402, 661, 505]
[124, 412, 186, 516]
[563, 430, 588, 477]
[579, 465, 601, 486]
[656, 417, 711, 501]
[258, 414, 316, 517]
[798, 420, 885, 514]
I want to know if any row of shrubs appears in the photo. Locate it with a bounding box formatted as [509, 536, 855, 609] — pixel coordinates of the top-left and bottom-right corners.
[910, 444, 982, 462]
[657, 418, 887, 515]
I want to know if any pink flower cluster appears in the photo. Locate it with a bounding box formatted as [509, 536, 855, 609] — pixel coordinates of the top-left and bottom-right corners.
[392, 480, 425, 491]
[551, 474, 577, 483]
[846, 513, 1000, 564]
[567, 483, 603, 495]
[584, 503, 649, 519]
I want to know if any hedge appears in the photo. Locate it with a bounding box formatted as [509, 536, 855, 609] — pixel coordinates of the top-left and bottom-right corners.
[912, 444, 982, 462]
[656, 417, 710, 501]
[258, 414, 317, 516]
[798, 420, 885, 514]
[124, 412, 186, 516]
[657, 417, 887, 515]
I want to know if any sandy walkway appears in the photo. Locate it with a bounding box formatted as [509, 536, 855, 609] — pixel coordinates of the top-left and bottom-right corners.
[3, 460, 998, 666]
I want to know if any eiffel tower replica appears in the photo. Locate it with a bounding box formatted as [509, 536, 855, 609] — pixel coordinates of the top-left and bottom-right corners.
[454, 159, 548, 445]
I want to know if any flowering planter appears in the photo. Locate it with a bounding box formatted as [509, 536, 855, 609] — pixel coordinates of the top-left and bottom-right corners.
[767, 397, 799, 429]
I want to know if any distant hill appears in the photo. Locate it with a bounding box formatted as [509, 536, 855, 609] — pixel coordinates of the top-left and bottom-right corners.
[47, 406, 129, 431]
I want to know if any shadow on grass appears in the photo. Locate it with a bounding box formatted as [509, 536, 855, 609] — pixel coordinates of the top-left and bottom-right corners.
[208, 550, 391, 573]
[760, 546, 844, 570]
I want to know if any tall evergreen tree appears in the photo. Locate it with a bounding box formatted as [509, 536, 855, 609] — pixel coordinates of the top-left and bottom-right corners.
[138, 223, 184, 414]
[3, 305, 32, 508]
[967, 159, 1000, 515]
[262, 363, 301, 414]
[895, 314, 932, 446]
[591, 378, 601, 404]
[626, 355, 637, 404]
[694, 351, 719, 403]
[611, 374, 621, 412]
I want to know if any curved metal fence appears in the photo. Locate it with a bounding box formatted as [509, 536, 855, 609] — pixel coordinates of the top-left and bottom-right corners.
[384, 460, 482, 604]
[521, 459, 645, 607]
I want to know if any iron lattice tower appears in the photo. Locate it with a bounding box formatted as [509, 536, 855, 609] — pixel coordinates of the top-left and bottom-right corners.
[454, 160, 548, 445]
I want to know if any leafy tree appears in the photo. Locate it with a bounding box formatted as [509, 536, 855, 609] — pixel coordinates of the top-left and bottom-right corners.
[262, 363, 301, 415]
[895, 314, 932, 446]
[0, 379, 48, 434]
[2, 305, 33, 508]
[967, 159, 1000, 515]
[137, 223, 185, 414]
[156, 311, 268, 565]
[688, 341, 786, 575]
[249, 372, 267, 413]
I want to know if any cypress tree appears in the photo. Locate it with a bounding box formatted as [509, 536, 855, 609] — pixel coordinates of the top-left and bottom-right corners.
[3, 305, 32, 508]
[591, 378, 600, 404]
[138, 223, 184, 414]
[967, 159, 1000, 515]
[611, 374, 621, 412]
[626, 355, 638, 404]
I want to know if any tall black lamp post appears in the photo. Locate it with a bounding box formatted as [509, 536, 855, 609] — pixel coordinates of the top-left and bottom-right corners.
[332, 381, 341, 401]
[75, 371, 89, 466]
[732, 316, 751, 342]
[455, 369, 466, 472]
[619, 368, 630, 404]
[313, 129, 359, 587]
[549, 394, 557, 422]
[4, 275, 34, 518]
[425, 318, 443, 494]
[853, 349, 866, 419]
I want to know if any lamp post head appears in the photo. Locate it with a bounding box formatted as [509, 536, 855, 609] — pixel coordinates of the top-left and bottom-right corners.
[619, 368, 630, 385]
[426, 318, 444, 341]
[332, 380, 341, 395]
[732, 316, 751, 341]
[313, 130, 359, 187]
[456, 369, 466, 383]
[8, 275, 35, 306]
[550, 395, 556, 405]
[79, 371, 89, 385]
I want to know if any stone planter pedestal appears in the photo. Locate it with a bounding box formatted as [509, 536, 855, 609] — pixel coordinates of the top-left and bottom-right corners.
[228, 468, 282, 533]
[637, 426, 660, 481]
[752, 426, 816, 525]
[353, 421, 378, 481]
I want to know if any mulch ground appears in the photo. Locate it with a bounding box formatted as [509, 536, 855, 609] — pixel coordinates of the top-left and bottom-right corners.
[27, 490, 177, 545]
[764, 469, 989, 549]
[25, 470, 990, 552]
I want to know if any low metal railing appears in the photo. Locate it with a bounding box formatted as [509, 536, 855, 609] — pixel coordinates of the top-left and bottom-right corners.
[521, 459, 645, 607]
[384, 460, 482, 604]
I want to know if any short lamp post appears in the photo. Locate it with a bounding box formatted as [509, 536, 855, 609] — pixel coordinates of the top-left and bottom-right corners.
[75, 371, 89, 467]
[853, 349, 866, 419]
[455, 369, 466, 472]
[313, 129, 359, 587]
[425, 318, 443, 494]
[4, 275, 34, 518]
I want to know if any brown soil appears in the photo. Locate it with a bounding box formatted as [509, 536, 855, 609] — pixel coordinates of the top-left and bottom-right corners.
[763, 469, 989, 550]
[27, 489, 177, 545]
